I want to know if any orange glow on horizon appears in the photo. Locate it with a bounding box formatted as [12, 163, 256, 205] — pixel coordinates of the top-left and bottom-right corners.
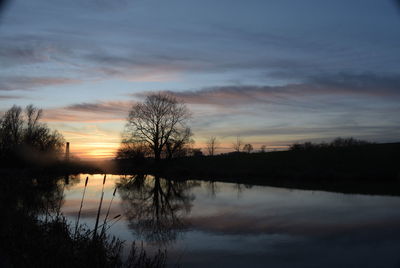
[67, 140, 289, 160]
[69, 143, 119, 160]
[52, 123, 122, 160]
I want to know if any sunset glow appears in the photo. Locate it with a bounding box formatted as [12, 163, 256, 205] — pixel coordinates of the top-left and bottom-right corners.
[1, 0, 399, 159]
[2, 1, 400, 267]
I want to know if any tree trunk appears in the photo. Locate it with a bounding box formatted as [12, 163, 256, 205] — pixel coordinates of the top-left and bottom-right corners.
[154, 150, 161, 162]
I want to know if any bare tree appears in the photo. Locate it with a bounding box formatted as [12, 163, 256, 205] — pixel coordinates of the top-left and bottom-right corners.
[0, 105, 23, 151]
[232, 136, 243, 152]
[260, 145, 267, 153]
[191, 148, 203, 157]
[206, 136, 219, 156]
[116, 140, 150, 161]
[243, 143, 253, 153]
[25, 105, 42, 143]
[0, 105, 64, 160]
[165, 127, 193, 159]
[125, 93, 191, 161]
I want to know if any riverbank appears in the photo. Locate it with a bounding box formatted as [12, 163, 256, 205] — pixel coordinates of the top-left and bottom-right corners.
[1, 142, 399, 196]
[109, 142, 400, 195]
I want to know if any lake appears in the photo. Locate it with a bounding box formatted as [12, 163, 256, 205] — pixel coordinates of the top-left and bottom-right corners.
[60, 174, 400, 267]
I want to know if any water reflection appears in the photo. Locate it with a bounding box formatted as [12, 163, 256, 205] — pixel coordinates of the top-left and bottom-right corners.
[206, 181, 219, 198]
[0, 174, 71, 266]
[1, 174, 73, 218]
[117, 174, 198, 244]
[52, 174, 400, 267]
[0, 174, 168, 267]
[1, 173, 83, 225]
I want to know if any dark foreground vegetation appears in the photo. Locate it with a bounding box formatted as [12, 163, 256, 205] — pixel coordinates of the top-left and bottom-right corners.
[0, 173, 166, 267]
[112, 140, 400, 196]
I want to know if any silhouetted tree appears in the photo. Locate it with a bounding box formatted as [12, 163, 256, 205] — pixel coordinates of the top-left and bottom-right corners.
[0, 105, 64, 162]
[206, 136, 219, 156]
[232, 136, 243, 152]
[124, 93, 191, 161]
[165, 127, 193, 159]
[0, 105, 23, 154]
[289, 137, 371, 151]
[115, 140, 150, 161]
[243, 143, 253, 153]
[191, 148, 203, 157]
[260, 145, 267, 153]
[330, 137, 370, 147]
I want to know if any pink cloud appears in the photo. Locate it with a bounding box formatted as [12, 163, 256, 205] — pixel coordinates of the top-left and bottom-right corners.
[43, 101, 133, 122]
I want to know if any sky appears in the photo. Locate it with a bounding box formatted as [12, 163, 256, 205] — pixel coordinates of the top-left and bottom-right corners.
[0, 0, 400, 159]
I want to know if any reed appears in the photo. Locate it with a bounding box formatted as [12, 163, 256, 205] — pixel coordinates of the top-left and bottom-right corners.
[103, 214, 122, 234]
[74, 176, 89, 236]
[100, 186, 118, 237]
[88, 214, 121, 236]
[1, 173, 169, 267]
[93, 174, 106, 239]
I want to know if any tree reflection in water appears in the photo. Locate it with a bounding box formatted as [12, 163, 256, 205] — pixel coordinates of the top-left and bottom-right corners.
[1, 174, 77, 219]
[1, 174, 168, 267]
[118, 174, 199, 245]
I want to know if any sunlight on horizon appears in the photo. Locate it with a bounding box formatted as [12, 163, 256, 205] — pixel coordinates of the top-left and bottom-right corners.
[69, 142, 119, 160]
[67, 140, 289, 160]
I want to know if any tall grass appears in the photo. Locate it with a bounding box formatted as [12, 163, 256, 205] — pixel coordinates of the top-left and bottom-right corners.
[0, 174, 167, 268]
[93, 174, 107, 239]
[75, 176, 89, 236]
[101, 186, 118, 237]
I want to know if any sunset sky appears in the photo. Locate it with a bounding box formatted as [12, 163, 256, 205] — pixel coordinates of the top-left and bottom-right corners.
[1, 0, 400, 159]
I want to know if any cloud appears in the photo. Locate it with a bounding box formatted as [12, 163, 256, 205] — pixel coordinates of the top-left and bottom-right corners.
[153, 73, 400, 107]
[308, 73, 400, 96]
[39, 71, 400, 147]
[66, 101, 132, 114]
[0, 76, 80, 91]
[199, 125, 400, 143]
[0, 29, 330, 85]
[131, 72, 400, 143]
[43, 101, 133, 122]
[2, 0, 400, 96]
[0, 34, 74, 67]
[84, 51, 199, 80]
[0, 45, 49, 66]
[0, 94, 23, 100]
[56, 0, 131, 11]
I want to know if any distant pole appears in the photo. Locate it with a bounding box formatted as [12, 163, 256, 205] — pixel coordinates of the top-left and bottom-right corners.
[65, 142, 70, 161]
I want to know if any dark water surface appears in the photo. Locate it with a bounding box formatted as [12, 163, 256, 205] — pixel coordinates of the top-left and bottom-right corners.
[61, 174, 400, 268]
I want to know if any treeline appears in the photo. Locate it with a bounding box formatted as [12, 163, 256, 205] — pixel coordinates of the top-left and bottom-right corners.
[0, 105, 64, 167]
[113, 140, 400, 190]
[116, 141, 203, 162]
[289, 137, 372, 151]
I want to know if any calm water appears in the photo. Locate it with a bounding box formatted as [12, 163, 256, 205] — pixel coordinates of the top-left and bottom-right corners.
[61, 174, 400, 268]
